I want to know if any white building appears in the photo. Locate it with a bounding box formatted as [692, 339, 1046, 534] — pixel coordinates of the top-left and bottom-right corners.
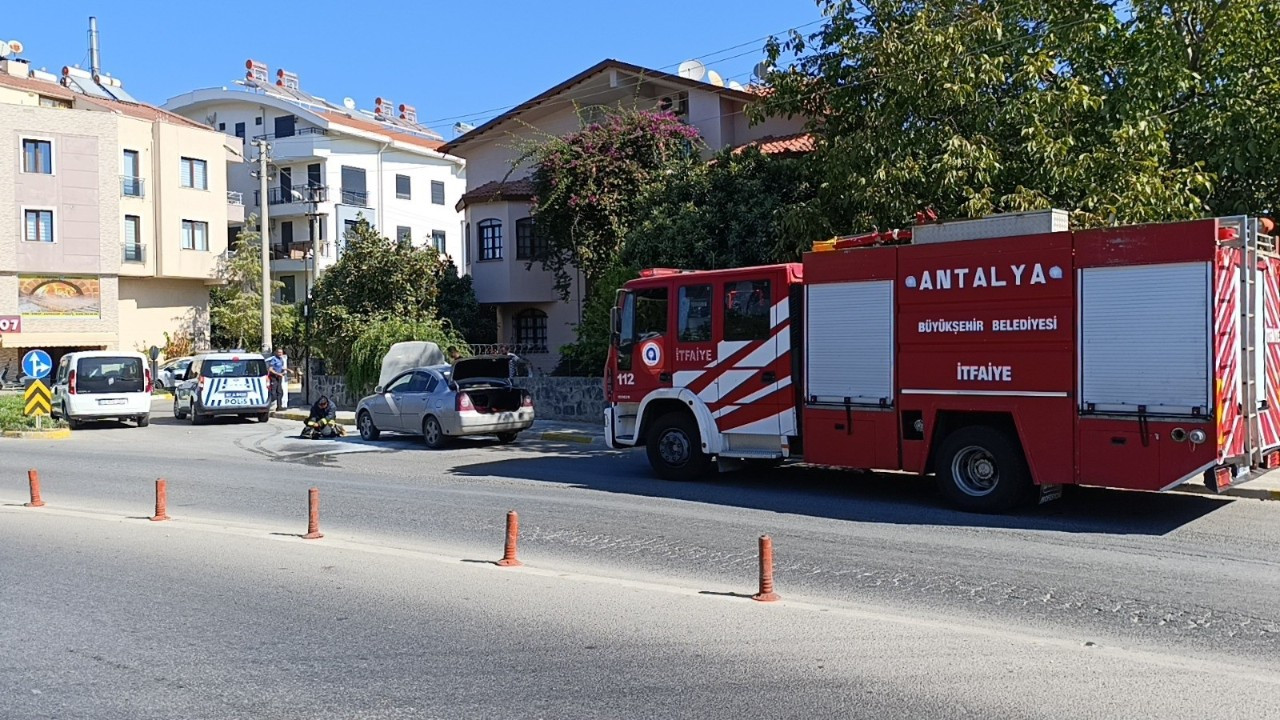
[164, 61, 465, 303]
[439, 59, 807, 373]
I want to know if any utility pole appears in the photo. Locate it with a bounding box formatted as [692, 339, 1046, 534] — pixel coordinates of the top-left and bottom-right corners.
[253, 138, 273, 353]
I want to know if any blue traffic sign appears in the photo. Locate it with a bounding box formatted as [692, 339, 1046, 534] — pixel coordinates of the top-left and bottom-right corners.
[22, 349, 52, 380]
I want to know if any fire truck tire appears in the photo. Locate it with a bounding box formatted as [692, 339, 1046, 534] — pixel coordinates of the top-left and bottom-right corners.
[936, 426, 1033, 513]
[646, 412, 712, 481]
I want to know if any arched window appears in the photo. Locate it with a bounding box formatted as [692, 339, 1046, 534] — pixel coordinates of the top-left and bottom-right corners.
[477, 219, 503, 261]
[515, 309, 548, 352]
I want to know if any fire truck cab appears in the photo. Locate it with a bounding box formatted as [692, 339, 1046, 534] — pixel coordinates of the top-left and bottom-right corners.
[606, 211, 1280, 513]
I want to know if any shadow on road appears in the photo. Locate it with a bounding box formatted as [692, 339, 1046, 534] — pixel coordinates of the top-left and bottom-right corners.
[449, 452, 1233, 536]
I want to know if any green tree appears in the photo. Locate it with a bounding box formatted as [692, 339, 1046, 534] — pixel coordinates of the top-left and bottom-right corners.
[559, 262, 638, 376]
[435, 260, 497, 344]
[209, 217, 297, 351]
[345, 316, 468, 396]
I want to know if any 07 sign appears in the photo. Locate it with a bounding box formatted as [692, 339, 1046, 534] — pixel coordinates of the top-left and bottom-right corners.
[0, 316, 20, 333]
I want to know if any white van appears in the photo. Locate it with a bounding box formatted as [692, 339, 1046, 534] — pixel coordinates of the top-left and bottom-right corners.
[173, 352, 272, 424]
[51, 351, 153, 429]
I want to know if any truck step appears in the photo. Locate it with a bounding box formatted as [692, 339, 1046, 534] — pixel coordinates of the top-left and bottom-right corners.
[721, 450, 785, 460]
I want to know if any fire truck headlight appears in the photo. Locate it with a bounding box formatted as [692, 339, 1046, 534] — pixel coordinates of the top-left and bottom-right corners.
[1189, 429, 1208, 445]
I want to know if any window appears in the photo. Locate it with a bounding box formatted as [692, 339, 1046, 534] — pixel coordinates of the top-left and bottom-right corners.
[464, 223, 471, 265]
[24, 209, 54, 243]
[431, 230, 446, 253]
[478, 219, 502, 261]
[180, 157, 208, 190]
[255, 116, 263, 126]
[22, 139, 52, 174]
[515, 217, 546, 260]
[234, 122, 246, 140]
[39, 96, 70, 109]
[218, 122, 226, 131]
[397, 226, 412, 244]
[181, 220, 209, 251]
[280, 275, 297, 304]
[724, 279, 771, 341]
[515, 309, 548, 351]
[124, 215, 143, 262]
[340, 166, 367, 205]
[408, 371, 433, 393]
[678, 285, 712, 342]
[201, 358, 268, 377]
[122, 150, 141, 196]
[307, 163, 321, 188]
[431, 180, 445, 205]
[385, 372, 414, 394]
[344, 219, 358, 236]
[282, 221, 294, 246]
[396, 174, 411, 199]
[617, 288, 668, 371]
[423, 373, 440, 393]
[274, 115, 295, 139]
[228, 226, 242, 250]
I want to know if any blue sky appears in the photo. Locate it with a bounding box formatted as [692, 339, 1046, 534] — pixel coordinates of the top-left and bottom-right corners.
[3, 0, 822, 138]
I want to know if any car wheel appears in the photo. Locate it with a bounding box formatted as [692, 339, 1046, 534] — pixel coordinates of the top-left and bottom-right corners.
[173, 396, 187, 420]
[64, 403, 81, 431]
[935, 426, 1033, 514]
[645, 411, 712, 481]
[496, 431, 519, 444]
[358, 411, 380, 441]
[422, 415, 449, 449]
[257, 411, 271, 423]
[189, 402, 205, 426]
[137, 414, 150, 428]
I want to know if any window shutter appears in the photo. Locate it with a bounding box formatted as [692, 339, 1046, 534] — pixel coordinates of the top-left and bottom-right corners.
[431, 181, 445, 205]
[194, 160, 207, 190]
[180, 160, 192, 188]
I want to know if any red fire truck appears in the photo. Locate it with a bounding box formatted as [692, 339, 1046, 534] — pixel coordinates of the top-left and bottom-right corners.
[604, 210, 1280, 512]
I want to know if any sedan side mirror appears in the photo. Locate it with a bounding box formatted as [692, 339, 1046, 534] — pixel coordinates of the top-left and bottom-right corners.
[374, 385, 384, 394]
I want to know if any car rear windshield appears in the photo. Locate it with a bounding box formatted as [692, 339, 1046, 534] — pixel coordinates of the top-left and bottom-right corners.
[201, 359, 267, 378]
[75, 356, 145, 394]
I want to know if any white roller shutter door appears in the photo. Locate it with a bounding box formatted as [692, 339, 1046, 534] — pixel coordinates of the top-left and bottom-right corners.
[1080, 262, 1211, 415]
[806, 281, 894, 405]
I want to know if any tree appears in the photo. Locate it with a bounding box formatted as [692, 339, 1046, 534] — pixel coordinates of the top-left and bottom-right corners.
[521, 108, 703, 300]
[756, 0, 1229, 234]
[345, 316, 468, 396]
[435, 259, 496, 344]
[209, 217, 297, 351]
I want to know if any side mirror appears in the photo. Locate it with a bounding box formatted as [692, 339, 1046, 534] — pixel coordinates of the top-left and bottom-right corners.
[374, 385, 384, 394]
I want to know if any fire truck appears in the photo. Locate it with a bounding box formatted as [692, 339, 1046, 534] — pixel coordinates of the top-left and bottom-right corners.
[603, 210, 1280, 512]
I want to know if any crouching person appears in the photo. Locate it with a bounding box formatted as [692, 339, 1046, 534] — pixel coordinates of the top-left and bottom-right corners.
[302, 396, 346, 439]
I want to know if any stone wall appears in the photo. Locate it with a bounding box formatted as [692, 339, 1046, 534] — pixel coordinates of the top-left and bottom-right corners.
[311, 375, 354, 409]
[0, 348, 21, 387]
[514, 376, 604, 423]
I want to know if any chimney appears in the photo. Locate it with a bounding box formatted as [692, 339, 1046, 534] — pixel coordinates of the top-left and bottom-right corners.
[88, 17, 100, 77]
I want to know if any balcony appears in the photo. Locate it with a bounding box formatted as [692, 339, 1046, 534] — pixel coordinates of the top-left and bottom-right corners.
[250, 127, 329, 160]
[250, 126, 329, 142]
[122, 242, 146, 263]
[227, 191, 245, 223]
[254, 185, 328, 207]
[339, 188, 369, 207]
[120, 175, 144, 198]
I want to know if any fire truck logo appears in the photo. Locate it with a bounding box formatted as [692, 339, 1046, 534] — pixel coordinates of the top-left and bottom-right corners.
[641, 341, 662, 368]
[904, 263, 1064, 290]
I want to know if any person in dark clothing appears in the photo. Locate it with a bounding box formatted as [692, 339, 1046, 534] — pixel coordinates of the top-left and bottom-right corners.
[301, 395, 344, 439]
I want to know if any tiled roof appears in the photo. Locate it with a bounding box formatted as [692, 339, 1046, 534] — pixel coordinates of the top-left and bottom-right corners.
[318, 110, 447, 153]
[731, 132, 815, 157]
[457, 179, 535, 211]
[0, 72, 76, 100]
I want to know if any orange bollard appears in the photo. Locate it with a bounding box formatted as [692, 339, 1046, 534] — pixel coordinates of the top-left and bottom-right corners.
[149, 478, 171, 522]
[496, 510, 522, 567]
[302, 487, 323, 540]
[24, 469, 45, 508]
[752, 535, 780, 602]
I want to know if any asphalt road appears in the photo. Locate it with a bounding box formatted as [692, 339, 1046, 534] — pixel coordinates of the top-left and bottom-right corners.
[3, 403, 1280, 718]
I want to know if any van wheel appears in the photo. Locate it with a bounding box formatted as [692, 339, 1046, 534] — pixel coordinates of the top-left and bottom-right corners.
[358, 411, 380, 441]
[936, 426, 1033, 513]
[173, 397, 187, 420]
[422, 416, 449, 449]
[137, 414, 150, 428]
[646, 412, 712, 481]
[64, 404, 80, 431]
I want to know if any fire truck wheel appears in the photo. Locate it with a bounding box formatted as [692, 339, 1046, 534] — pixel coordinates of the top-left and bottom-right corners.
[936, 426, 1033, 513]
[647, 412, 712, 481]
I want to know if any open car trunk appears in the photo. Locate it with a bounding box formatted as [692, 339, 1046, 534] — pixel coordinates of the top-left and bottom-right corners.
[460, 384, 525, 413]
[453, 356, 527, 414]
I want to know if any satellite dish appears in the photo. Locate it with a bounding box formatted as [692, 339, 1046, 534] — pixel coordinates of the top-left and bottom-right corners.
[753, 61, 772, 79]
[728, 81, 745, 91]
[0, 42, 11, 57]
[9, 39, 24, 55]
[342, 97, 356, 110]
[677, 59, 706, 82]
[706, 70, 724, 87]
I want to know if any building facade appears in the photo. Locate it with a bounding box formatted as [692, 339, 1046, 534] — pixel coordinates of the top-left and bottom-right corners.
[0, 55, 239, 383]
[164, 62, 466, 304]
[440, 59, 807, 373]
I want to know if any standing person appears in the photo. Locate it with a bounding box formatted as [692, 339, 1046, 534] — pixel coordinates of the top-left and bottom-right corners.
[266, 347, 288, 411]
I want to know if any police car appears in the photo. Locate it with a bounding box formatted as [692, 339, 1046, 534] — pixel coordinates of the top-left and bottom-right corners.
[173, 351, 272, 424]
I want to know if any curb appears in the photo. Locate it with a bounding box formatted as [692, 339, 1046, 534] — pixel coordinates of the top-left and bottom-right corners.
[2, 428, 72, 440]
[270, 411, 357, 427]
[538, 431, 598, 445]
[1178, 483, 1280, 502]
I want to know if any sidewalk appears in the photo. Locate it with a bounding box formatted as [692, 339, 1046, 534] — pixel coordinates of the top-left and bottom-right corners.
[269, 406, 604, 445]
[1179, 468, 1280, 502]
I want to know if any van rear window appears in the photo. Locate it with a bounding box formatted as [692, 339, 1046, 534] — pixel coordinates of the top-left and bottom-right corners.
[75, 357, 145, 394]
[201, 359, 267, 378]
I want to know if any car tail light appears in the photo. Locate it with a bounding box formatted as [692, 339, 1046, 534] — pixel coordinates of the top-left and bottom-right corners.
[456, 392, 474, 412]
[145, 368, 153, 394]
[68, 369, 77, 395]
[522, 393, 534, 409]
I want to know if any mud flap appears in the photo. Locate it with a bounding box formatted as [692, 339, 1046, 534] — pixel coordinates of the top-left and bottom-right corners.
[1038, 483, 1064, 504]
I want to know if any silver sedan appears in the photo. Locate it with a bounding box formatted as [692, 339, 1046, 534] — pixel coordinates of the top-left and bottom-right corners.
[354, 358, 535, 448]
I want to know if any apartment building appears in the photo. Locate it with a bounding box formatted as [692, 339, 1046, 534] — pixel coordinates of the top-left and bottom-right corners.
[164, 61, 466, 304]
[440, 59, 807, 373]
[0, 51, 240, 384]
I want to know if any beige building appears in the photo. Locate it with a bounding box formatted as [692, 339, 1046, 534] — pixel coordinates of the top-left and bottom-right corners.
[0, 55, 240, 383]
[440, 59, 806, 373]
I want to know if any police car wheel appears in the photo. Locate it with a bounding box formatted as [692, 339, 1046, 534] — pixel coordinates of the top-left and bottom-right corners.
[936, 426, 1032, 514]
[646, 411, 712, 482]
[172, 396, 186, 420]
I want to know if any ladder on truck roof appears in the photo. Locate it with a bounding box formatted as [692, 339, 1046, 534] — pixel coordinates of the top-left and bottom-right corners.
[1221, 216, 1278, 469]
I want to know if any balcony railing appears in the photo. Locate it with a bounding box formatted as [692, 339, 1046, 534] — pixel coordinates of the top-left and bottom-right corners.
[251, 126, 330, 142]
[120, 175, 144, 198]
[339, 188, 369, 207]
[253, 185, 328, 206]
[227, 190, 244, 205]
[122, 242, 146, 263]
